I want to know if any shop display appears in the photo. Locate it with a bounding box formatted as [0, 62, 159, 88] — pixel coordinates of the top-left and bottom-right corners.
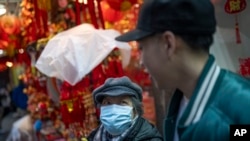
[3, 0, 250, 140]
[0, 0, 155, 141]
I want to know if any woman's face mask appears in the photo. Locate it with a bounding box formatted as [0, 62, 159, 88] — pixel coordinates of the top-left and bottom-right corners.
[100, 95, 135, 135]
[100, 104, 133, 136]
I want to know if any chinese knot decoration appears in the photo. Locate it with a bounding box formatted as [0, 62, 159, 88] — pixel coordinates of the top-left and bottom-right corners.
[224, 0, 246, 14]
[224, 0, 247, 44]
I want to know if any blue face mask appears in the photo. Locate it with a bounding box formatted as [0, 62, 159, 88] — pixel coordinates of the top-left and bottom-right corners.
[100, 104, 133, 136]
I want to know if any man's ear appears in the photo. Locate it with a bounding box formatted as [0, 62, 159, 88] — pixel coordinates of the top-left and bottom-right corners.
[162, 31, 176, 59]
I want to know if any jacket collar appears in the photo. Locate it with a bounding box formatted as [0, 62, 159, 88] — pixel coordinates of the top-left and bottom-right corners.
[178, 55, 221, 127]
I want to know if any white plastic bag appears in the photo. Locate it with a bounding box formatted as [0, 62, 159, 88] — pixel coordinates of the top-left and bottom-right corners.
[36, 24, 131, 85]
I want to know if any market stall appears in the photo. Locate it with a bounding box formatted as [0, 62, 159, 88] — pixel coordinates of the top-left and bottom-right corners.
[0, 0, 249, 140]
[1, 1, 154, 140]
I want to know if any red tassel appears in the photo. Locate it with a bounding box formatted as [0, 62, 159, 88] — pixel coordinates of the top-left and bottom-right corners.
[96, 0, 105, 29]
[81, 3, 88, 22]
[60, 104, 71, 128]
[41, 10, 48, 36]
[91, 64, 106, 89]
[235, 22, 241, 44]
[235, 15, 241, 44]
[115, 58, 124, 76]
[107, 57, 116, 77]
[87, 0, 99, 28]
[33, 0, 42, 37]
[75, 0, 81, 25]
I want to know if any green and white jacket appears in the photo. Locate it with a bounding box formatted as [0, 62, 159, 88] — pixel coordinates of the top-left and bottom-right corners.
[164, 55, 250, 141]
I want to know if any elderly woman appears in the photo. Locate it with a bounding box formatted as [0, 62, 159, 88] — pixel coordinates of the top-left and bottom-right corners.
[87, 76, 163, 141]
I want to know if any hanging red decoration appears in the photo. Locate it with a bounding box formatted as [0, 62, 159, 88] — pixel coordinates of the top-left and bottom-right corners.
[0, 15, 21, 35]
[20, 0, 39, 47]
[0, 15, 21, 57]
[105, 0, 138, 11]
[224, 0, 247, 44]
[75, 0, 81, 25]
[87, 0, 99, 28]
[239, 57, 250, 78]
[224, 0, 247, 14]
[101, 1, 123, 23]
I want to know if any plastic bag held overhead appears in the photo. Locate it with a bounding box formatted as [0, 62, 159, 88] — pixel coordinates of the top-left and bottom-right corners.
[35, 24, 131, 85]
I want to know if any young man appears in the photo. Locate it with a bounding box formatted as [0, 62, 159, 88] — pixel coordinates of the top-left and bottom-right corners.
[115, 0, 250, 140]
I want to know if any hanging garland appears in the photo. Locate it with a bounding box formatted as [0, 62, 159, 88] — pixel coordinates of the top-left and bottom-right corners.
[5, 0, 133, 140]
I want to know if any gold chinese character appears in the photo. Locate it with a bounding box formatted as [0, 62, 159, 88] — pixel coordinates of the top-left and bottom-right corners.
[229, 0, 241, 12]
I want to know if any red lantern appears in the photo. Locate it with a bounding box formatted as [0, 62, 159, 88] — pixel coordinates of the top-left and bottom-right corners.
[0, 15, 21, 35]
[101, 1, 123, 23]
[0, 15, 21, 57]
[105, 0, 138, 11]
